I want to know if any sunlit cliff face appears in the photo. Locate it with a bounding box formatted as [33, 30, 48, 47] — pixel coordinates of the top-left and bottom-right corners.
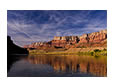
[26, 55, 107, 77]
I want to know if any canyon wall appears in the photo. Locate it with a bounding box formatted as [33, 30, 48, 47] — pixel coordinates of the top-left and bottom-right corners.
[8, 36, 29, 54]
[24, 29, 107, 49]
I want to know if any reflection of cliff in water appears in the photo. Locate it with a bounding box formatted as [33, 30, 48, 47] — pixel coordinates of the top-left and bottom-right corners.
[26, 55, 107, 77]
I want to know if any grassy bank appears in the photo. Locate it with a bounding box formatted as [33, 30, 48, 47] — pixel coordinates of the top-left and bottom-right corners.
[29, 50, 78, 55]
[29, 48, 107, 56]
[78, 49, 107, 56]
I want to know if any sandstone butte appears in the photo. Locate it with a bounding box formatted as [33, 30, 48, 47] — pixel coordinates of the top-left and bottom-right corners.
[24, 29, 107, 51]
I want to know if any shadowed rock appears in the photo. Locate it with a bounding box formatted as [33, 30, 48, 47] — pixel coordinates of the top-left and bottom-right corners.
[7, 36, 28, 72]
[7, 36, 29, 55]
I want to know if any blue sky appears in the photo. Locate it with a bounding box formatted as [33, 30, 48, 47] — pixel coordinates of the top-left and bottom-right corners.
[7, 10, 107, 47]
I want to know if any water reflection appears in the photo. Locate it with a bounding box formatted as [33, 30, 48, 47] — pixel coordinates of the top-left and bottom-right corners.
[7, 54, 107, 77]
[26, 55, 107, 77]
[7, 54, 28, 72]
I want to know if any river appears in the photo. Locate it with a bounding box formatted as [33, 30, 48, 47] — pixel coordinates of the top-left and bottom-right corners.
[7, 54, 107, 77]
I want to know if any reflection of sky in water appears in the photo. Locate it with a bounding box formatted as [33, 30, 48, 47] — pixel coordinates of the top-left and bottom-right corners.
[8, 55, 107, 77]
[8, 60, 54, 77]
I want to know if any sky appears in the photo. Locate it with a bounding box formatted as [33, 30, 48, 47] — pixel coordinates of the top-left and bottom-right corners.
[7, 10, 107, 47]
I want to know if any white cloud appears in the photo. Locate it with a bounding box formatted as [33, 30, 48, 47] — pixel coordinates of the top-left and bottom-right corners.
[7, 10, 107, 46]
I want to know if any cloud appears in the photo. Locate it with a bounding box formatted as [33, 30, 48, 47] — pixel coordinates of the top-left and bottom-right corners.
[7, 10, 107, 46]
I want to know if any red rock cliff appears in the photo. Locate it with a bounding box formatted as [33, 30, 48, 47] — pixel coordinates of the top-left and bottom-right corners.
[24, 29, 107, 49]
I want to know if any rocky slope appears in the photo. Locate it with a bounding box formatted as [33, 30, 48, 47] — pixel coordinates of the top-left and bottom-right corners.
[7, 36, 29, 72]
[24, 29, 107, 49]
[8, 36, 29, 54]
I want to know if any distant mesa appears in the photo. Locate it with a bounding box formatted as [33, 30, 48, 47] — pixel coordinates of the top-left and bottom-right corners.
[24, 29, 107, 49]
[7, 36, 29, 55]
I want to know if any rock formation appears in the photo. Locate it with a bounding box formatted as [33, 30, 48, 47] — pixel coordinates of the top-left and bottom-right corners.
[51, 36, 79, 48]
[75, 29, 107, 47]
[7, 36, 29, 55]
[7, 36, 29, 72]
[24, 29, 107, 49]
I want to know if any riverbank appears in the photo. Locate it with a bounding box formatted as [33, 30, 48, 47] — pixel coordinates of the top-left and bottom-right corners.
[29, 47, 107, 56]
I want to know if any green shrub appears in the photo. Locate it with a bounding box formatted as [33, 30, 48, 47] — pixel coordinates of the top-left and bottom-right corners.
[94, 49, 101, 52]
[90, 52, 94, 56]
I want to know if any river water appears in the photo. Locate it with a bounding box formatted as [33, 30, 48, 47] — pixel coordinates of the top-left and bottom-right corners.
[7, 54, 107, 77]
